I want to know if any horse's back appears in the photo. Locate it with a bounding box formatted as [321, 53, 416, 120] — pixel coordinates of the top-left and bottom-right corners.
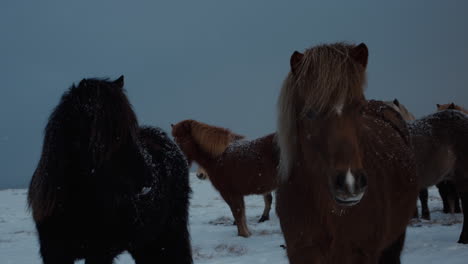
[212, 133, 278, 195]
[138, 126, 190, 198]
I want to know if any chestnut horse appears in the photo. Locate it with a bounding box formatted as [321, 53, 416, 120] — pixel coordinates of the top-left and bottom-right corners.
[385, 99, 432, 220]
[172, 120, 278, 237]
[276, 43, 419, 263]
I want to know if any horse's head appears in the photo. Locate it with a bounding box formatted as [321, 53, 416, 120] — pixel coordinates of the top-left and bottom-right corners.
[196, 166, 209, 180]
[63, 76, 138, 166]
[277, 43, 369, 207]
[300, 102, 368, 207]
[172, 119, 243, 166]
[171, 120, 196, 165]
[436, 102, 465, 112]
[385, 99, 415, 121]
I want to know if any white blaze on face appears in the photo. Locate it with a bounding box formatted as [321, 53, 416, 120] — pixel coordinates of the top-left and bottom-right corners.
[335, 104, 344, 116]
[345, 168, 355, 194]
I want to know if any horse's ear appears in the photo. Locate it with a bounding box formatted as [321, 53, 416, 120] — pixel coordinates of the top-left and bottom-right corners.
[449, 103, 456, 109]
[350, 43, 368, 68]
[114, 75, 124, 88]
[290, 51, 304, 74]
[393, 99, 400, 107]
[436, 104, 440, 108]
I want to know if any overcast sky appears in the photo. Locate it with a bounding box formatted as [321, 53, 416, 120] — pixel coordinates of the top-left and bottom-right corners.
[1, 0, 467, 189]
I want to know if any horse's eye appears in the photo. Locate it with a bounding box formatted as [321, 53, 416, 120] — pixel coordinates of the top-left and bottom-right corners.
[306, 110, 317, 120]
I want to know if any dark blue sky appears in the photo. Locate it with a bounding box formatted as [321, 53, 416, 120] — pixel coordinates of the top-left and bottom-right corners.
[1, 0, 468, 189]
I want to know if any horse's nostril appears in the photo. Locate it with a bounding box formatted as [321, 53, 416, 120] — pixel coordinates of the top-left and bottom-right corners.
[355, 171, 368, 189]
[360, 174, 368, 188]
[334, 171, 348, 191]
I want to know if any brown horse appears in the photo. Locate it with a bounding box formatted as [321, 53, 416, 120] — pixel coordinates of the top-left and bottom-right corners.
[385, 99, 432, 220]
[406, 105, 468, 243]
[276, 42, 419, 263]
[435, 103, 465, 214]
[171, 120, 278, 237]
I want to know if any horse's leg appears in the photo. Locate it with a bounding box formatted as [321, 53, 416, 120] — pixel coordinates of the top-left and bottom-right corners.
[36, 223, 75, 264]
[437, 182, 451, 213]
[39, 242, 74, 264]
[449, 182, 462, 213]
[222, 194, 251, 237]
[85, 255, 115, 264]
[258, 193, 273, 223]
[287, 246, 326, 264]
[378, 231, 406, 264]
[412, 200, 419, 219]
[458, 191, 468, 244]
[129, 212, 192, 263]
[455, 192, 462, 213]
[419, 188, 430, 220]
[129, 236, 192, 264]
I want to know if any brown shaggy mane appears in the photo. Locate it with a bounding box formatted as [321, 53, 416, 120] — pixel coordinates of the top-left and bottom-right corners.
[277, 42, 368, 180]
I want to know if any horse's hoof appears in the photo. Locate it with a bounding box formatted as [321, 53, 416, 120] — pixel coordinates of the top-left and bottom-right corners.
[421, 214, 431, 221]
[457, 237, 468, 244]
[258, 215, 269, 223]
[239, 231, 251, 238]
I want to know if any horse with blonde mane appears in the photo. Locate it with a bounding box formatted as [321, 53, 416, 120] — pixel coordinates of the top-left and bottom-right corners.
[276, 43, 419, 263]
[172, 120, 278, 237]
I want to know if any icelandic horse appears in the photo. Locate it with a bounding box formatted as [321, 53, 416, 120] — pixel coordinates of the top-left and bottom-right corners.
[276, 43, 419, 263]
[171, 120, 278, 237]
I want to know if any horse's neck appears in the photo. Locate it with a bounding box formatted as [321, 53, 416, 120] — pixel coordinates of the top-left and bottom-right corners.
[183, 139, 217, 172]
[101, 142, 149, 183]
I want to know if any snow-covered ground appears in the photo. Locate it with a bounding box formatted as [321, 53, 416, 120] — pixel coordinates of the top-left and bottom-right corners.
[1, 174, 467, 263]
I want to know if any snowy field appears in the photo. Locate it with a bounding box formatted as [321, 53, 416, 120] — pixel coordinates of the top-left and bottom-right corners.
[1, 173, 467, 263]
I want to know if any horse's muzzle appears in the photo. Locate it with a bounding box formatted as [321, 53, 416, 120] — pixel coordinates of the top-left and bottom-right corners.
[196, 172, 207, 180]
[331, 169, 367, 207]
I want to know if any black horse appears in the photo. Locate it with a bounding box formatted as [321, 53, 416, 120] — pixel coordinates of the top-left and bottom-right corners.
[28, 76, 192, 263]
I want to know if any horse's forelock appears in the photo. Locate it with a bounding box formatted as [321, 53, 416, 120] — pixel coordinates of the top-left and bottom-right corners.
[72, 79, 139, 165]
[293, 43, 367, 117]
